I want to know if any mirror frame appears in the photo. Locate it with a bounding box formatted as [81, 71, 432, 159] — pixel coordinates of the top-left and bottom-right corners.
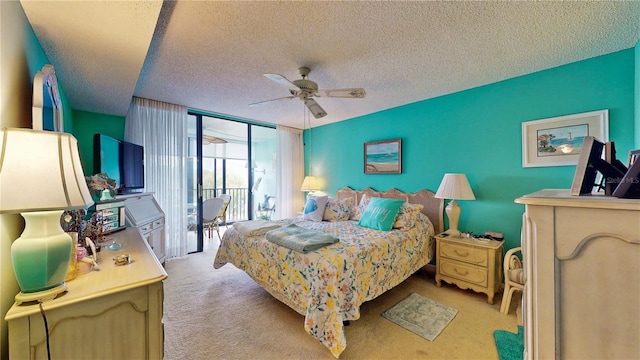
[32, 64, 63, 132]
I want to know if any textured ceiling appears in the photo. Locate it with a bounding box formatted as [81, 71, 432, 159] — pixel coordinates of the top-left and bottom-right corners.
[22, 1, 640, 130]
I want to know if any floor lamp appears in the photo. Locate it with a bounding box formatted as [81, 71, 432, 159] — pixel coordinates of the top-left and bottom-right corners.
[0, 128, 94, 304]
[435, 173, 476, 236]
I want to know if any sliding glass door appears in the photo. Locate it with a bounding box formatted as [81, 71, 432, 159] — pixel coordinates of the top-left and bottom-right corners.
[186, 113, 276, 253]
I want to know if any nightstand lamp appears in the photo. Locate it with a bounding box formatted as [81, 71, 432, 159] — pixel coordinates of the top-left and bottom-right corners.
[0, 128, 94, 304]
[300, 175, 321, 195]
[435, 173, 476, 236]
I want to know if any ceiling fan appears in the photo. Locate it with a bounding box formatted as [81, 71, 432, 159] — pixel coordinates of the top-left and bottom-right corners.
[202, 135, 227, 144]
[249, 67, 366, 119]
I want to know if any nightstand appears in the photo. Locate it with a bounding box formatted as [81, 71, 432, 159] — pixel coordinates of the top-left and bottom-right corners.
[434, 233, 504, 304]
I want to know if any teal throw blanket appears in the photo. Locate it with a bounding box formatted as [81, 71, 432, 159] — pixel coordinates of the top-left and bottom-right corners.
[265, 224, 339, 253]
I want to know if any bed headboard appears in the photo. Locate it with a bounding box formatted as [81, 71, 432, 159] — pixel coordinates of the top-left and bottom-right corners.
[335, 187, 444, 234]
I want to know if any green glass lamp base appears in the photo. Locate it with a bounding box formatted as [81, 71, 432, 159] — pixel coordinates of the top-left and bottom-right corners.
[14, 283, 68, 305]
[11, 210, 73, 303]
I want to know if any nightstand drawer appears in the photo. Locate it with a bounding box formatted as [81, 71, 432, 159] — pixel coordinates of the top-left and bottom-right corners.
[439, 259, 488, 287]
[439, 241, 488, 266]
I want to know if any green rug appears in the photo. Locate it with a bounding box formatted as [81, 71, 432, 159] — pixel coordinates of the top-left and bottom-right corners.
[382, 292, 457, 341]
[494, 325, 524, 360]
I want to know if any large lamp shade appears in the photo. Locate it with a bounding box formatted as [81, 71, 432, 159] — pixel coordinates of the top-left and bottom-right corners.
[300, 175, 321, 192]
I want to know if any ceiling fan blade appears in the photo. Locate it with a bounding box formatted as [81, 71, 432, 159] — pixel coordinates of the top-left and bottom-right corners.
[263, 73, 301, 91]
[304, 98, 327, 119]
[249, 96, 296, 107]
[318, 88, 366, 98]
[202, 135, 227, 144]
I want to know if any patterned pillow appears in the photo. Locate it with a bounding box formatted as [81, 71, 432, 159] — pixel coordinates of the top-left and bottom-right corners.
[323, 197, 354, 222]
[302, 195, 329, 222]
[393, 202, 424, 230]
[349, 193, 371, 221]
[358, 197, 405, 231]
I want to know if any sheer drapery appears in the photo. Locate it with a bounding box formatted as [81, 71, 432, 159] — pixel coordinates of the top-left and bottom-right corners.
[125, 97, 188, 259]
[276, 125, 304, 219]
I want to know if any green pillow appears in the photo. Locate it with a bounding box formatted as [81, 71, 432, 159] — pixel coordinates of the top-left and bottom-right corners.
[358, 197, 405, 231]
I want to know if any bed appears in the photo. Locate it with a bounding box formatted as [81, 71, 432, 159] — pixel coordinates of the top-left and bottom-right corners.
[213, 187, 444, 358]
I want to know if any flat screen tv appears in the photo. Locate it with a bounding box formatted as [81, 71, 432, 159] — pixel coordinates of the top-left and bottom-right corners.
[94, 134, 144, 193]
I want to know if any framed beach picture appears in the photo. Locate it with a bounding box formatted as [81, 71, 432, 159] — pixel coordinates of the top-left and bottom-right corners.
[364, 138, 402, 174]
[521, 110, 608, 168]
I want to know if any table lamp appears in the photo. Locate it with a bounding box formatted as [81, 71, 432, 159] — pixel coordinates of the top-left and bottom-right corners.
[435, 173, 476, 236]
[300, 175, 321, 195]
[0, 128, 94, 304]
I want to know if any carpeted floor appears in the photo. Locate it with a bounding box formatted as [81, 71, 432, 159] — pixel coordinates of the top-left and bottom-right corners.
[163, 249, 520, 359]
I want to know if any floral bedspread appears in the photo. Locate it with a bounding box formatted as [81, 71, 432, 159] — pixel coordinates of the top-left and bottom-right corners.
[213, 214, 435, 358]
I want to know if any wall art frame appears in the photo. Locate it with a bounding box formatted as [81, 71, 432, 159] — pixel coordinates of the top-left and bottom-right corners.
[521, 109, 608, 168]
[364, 138, 402, 174]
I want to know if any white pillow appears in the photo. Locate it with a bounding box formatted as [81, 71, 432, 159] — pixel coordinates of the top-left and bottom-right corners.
[302, 195, 329, 222]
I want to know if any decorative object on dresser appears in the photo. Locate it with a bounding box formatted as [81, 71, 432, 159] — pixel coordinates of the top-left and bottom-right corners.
[515, 189, 639, 360]
[521, 109, 608, 168]
[118, 192, 166, 264]
[570, 137, 640, 198]
[612, 152, 640, 198]
[0, 128, 94, 304]
[434, 232, 504, 304]
[364, 138, 402, 174]
[434, 173, 476, 236]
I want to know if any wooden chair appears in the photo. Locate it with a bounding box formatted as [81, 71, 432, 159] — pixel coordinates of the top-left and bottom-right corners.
[500, 247, 525, 314]
[202, 198, 225, 239]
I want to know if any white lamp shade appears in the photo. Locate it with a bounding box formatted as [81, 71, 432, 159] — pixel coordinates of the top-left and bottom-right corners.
[0, 128, 94, 213]
[435, 173, 476, 200]
[300, 176, 321, 192]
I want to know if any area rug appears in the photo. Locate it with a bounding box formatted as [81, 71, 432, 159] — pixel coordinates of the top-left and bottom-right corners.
[381, 292, 458, 341]
[494, 325, 524, 360]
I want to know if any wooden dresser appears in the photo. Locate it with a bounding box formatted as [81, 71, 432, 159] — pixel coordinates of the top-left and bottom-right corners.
[5, 228, 167, 359]
[515, 189, 640, 360]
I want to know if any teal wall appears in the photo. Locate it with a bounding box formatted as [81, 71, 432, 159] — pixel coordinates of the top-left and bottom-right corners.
[309, 49, 636, 250]
[634, 41, 640, 149]
[71, 109, 126, 175]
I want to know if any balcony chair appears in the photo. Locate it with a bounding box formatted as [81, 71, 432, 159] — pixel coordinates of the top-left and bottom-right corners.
[500, 246, 525, 314]
[202, 197, 225, 240]
[216, 194, 232, 231]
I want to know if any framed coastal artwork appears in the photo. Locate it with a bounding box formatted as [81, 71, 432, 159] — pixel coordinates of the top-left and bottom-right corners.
[521, 110, 608, 168]
[364, 138, 402, 174]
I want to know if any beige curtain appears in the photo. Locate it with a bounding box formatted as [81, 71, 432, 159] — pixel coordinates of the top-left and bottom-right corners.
[125, 97, 189, 258]
[275, 125, 304, 218]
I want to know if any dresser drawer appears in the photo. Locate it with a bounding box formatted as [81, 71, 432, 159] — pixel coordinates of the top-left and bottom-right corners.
[439, 241, 488, 266]
[439, 259, 488, 287]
